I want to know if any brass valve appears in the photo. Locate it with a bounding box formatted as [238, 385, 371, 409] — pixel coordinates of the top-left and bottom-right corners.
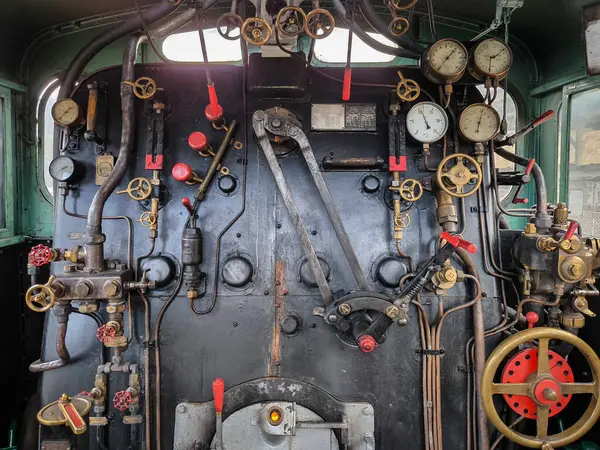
[573, 296, 596, 318]
[37, 393, 92, 435]
[123, 77, 157, 100]
[305, 8, 335, 39]
[25, 275, 64, 313]
[64, 245, 84, 264]
[117, 177, 152, 201]
[396, 71, 421, 102]
[436, 153, 483, 198]
[241, 17, 272, 46]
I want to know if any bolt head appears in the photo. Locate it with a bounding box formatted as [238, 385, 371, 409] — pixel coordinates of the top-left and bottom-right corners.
[338, 303, 352, 316]
[177, 404, 187, 413]
[79, 301, 99, 314]
[327, 314, 338, 322]
[103, 280, 121, 297]
[74, 281, 92, 298]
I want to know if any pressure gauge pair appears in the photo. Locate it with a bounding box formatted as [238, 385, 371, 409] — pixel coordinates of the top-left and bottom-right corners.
[420, 38, 513, 85]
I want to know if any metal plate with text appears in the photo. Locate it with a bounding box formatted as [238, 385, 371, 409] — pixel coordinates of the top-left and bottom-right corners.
[311, 104, 377, 131]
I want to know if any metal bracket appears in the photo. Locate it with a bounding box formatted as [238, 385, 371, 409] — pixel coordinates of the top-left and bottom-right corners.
[470, 0, 524, 41]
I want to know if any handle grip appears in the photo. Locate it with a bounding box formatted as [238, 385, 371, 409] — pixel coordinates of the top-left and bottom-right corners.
[564, 221, 578, 241]
[531, 110, 555, 128]
[58, 395, 87, 435]
[182, 198, 194, 215]
[524, 158, 535, 176]
[342, 68, 352, 101]
[440, 232, 477, 254]
[213, 378, 224, 413]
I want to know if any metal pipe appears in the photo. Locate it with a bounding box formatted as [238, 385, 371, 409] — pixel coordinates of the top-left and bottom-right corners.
[147, 8, 196, 41]
[84, 35, 142, 271]
[29, 313, 70, 372]
[322, 156, 385, 170]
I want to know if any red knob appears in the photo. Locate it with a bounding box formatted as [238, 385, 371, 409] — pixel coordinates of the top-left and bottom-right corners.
[172, 163, 194, 182]
[213, 378, 224, 413]
[28, 244, 54, 267]
[188, 132, 208, 152]
[113, 390, 133, 412]
[182, 197, 194, 215]
[564, 221, 578, 241]
[439, 232, 477, 254]
[526, 311, 539, 329]
[357, 335, 376, 353]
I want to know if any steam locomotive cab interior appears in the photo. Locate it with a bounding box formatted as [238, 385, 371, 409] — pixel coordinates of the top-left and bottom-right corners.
[2, 0, 600, 449]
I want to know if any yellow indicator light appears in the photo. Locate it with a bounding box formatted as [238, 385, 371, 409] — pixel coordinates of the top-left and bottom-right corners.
[269, 409, 282, 424]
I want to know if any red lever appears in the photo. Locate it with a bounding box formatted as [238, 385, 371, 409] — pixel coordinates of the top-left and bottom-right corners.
[188, 132, 208, 152]
[564, 221, 578, 241]
[182, 198, 194, 215]
[526, 311, 539, 329]
[439, 232, 477, 254]
[205, 84, 224, 122]
[342, 67, 352, 101]
[531, 110, 555, 128]
[513, 197, 528, 204]
[524, 158, 535, 176]
[213, 378, 224, 414]
[172, 163, 194, 182]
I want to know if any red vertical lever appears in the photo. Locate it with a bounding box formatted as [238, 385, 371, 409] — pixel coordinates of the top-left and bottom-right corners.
[213, 378, 224, 414]
[564, 221, 578, 241]
[524, 158, 535, 175]
[342, 68, 352, 101]
[206, 83, 224, 123]
[439, 232, 477, 254]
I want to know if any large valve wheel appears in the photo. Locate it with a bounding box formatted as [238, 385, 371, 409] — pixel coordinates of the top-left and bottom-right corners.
[216, 13, 243, 40]
[26, 275, 57, 313]
[481, 328, 600, 448]
[241, 17, 273, 46]
[305, 9, 335, 39]
[276, 6, 307, 37]
[436, 153, 482, 198]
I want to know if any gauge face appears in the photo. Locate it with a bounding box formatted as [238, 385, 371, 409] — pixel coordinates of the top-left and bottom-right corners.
[472, 38, 512, 78]
[459, 103, 501, 143]
[425, 39, 468, 80]
[51, 99, 81, 127]
[406, 102, 449, 143]
[49, 155, 76, 182]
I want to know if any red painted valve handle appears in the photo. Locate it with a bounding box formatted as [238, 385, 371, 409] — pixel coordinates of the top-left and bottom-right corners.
[29, 244, 54, 267]
[213, 378, 224, 414]
[439, 232, 477, 254]
[113, 390, 133, 412]
[564, 221, 578, 241]
[531, 110, 555, 128]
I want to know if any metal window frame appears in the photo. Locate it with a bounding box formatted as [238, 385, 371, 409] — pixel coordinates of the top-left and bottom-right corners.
[0, 85, 17, 240]
[559, 76, 600, 203]
[36, 79, 61, 203]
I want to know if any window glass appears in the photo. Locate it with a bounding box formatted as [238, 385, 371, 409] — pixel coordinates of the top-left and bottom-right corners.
[0, 96, 5, 229]
[314, 28, 397, 63]
[162, 28, 242, 62]
[38, 84, 59, 196]
[566, 88, 600, 234]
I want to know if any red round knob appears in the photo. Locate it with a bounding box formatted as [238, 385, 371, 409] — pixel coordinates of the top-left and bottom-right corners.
[526, 311, 539, 329]
[357, 335, 376, 353]
[28, 244, 54, 267]
[205, 103, 224, 122]
[172, 163, 193, 182]
[113, 390, 133, 412]
[188, 132, 208, 152]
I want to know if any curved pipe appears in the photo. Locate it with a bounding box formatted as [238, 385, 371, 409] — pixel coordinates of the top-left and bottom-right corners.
[58, 0, 182, 100]
[331, 0, 421, 59]
[29, 318, 70, 373]
[358, 0, 424, 54]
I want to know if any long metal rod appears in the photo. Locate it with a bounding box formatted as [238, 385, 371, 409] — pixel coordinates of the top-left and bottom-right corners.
[253, 111, 333, 305]
[289, 124, 369, 291]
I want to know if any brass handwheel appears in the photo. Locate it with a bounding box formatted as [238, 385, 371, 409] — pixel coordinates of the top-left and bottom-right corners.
[436, 153, 482, 198]
[399, 179, 423, 202]
[138, 211, 157, 228]
[389, 0, 418, 10]
[305, 8, 335, 39]
[26, 275, 57, 313]
[117, 177, 152, 201]
[123, 77, 157, 100]
[394, 213, 411, 228]
[396, 71, 421, 102]
[481, 328, 600, 448]
[217, 13, 243, 40]
[388, 17, 409, 37]
[276, 6, 307, 37]
[241, 17, 273, 46]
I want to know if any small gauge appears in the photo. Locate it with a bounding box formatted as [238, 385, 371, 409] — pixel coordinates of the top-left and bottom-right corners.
[51, 99, 84, 128]
[459, 103, 501, 143]
[470, 38, 513, 80]
[420, 38, 468, 84]
[49, 155, 83, 183]
[406, 102, 449, 144]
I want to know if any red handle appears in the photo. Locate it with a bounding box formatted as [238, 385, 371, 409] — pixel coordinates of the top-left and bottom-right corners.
[172, 163, 194, 182]
[213, 378, 224, 413]
[524, 158, 535, 176]
[181, 198, 194, 215]
[564, 221, 578, 241]
[342, 67, 352, 101]
[205, 84, 224, 122]
[531, 110, 555, 128]
[188, 132, 208, 152]
[513, 197, 528, 204]
[440, 232, 477, 254]
[526, 311, 539, 329]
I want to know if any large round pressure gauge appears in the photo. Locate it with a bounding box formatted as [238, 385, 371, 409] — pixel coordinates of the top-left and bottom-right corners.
[406, 102, 449, 144]
[459, 103, 501, 143]
[51, 99, 84, 128]
[420, 38, 468, 84]
[469, 38, 512, 81]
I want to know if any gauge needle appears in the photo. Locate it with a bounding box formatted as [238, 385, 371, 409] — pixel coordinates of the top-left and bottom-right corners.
[475, 110, 484, 133]
[58, 107, 73, 121]
[437, 49, 456, 70]
[420, 110, 431, 129]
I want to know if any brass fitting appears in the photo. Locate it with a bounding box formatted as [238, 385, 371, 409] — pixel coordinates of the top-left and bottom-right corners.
[385, 305, 400, 320]
[64, 245, 85, 264]
[574, 296, 596, 317]
[537, 237, 558, 252]
[105, 301, 126, 314]
[187, 289, 198, 300]
[338, 303, 352, 316]
[553, 202, 569, 227]
[78, 300, 99, 314]
[435, 189, 458, 233]
[431, 262, 459, 293]
[103, 280, 121, 298]
[560, 311, 585, 328]
[559, 256, 587, 283]
[473, 142, 485, 165]
[524, 223, 537, 235]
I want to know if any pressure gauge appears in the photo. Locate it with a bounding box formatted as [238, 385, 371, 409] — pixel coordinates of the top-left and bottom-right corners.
[420, 38, 468, 84]
[48, 155, 83, 183]
[406, 102, 449, 143]
[51, 99, 84, 128]
[469, 38, 513, 81]
[459, 103, 501, 143]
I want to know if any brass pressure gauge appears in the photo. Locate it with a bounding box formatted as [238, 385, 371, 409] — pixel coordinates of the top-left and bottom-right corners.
[469, 38, 513, 81]
[51, 98, 84, 128]
[459, 103, 501, 143]
[420, 39, 468, 85]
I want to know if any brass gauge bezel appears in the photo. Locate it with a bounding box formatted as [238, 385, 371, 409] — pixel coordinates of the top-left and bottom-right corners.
[458, 103, 501, 143]
[51, 98, 84, 128]
[420, 38, 469, 85]
[468, 38, 513, 81]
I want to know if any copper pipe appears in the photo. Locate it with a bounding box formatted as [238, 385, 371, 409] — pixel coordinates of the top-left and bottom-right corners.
[30, 305, 71, 372]
[489, 416, 525, 450]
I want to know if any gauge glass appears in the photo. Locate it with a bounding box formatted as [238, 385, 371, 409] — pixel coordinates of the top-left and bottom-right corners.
[49, 155, 75, 182]
[459, 103, 501, 143]
[51, 99, 80, 127]
[406, 102, 449, 143]
[427, 39, 468, 78]
[473, 38, 512, 77]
